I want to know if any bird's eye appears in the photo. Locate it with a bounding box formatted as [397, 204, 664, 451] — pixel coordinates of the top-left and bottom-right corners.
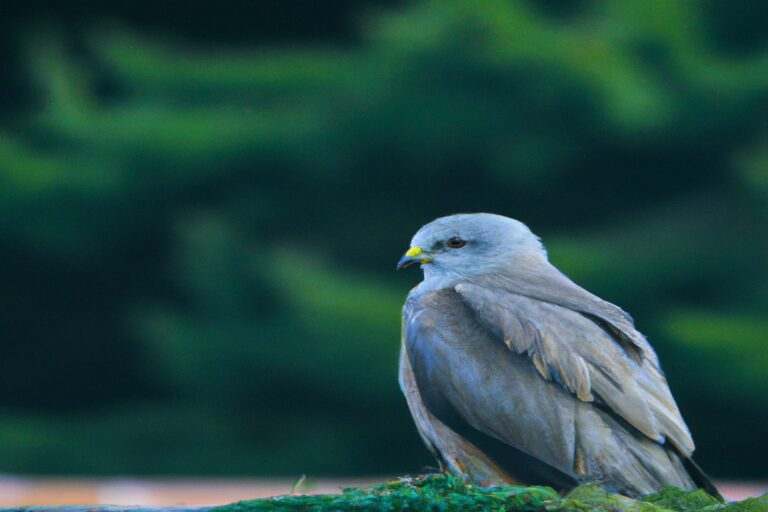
[447, 236, 466, 249]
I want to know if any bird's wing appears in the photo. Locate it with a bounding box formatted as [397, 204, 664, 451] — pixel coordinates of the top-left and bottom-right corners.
[403, 288, 696, 494]
[455, 267, 694, 456]
[403, 288, 694, 495]
[403, 288, 581, 481]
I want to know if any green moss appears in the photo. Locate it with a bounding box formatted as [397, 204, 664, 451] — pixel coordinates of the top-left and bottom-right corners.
[218, 474, 560, 512]
[714, 495, 768, 512]
[561, 484, 665, 511]
[643, 487, 722, 511]
[213, 474, 762, 512]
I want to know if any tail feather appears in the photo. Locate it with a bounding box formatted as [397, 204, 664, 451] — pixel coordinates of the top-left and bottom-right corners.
[683, 456, 723, 501]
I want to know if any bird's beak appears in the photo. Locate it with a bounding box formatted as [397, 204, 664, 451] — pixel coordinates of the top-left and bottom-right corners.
[397, 246, 433, 270]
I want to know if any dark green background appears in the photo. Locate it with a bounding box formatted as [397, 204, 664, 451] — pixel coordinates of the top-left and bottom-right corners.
[0, 0, 766, 479]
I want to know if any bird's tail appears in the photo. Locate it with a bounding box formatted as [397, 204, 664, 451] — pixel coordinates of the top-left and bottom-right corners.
[683, 456, 723, 501]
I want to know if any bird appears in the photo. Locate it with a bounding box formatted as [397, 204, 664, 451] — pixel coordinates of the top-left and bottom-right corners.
[396, 213, 720, 499]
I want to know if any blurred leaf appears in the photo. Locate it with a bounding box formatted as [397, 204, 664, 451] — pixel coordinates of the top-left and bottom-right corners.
[0, 0, 766, 478]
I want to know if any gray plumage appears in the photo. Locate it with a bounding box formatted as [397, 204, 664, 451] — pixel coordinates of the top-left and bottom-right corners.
[397, 213, 718, 498]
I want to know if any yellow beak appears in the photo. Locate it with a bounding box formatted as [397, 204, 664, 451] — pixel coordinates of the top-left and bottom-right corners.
[397, 246, 433, 270]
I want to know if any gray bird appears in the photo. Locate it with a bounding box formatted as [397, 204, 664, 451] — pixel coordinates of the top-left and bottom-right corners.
[396, 213, 719, 499]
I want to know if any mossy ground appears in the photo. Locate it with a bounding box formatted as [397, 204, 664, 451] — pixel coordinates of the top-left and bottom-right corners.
[216, 474, 767, 512]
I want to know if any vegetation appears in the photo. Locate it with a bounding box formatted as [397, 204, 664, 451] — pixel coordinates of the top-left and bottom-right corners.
[218, 475, 762, 512]
[11, 476, 766, 511]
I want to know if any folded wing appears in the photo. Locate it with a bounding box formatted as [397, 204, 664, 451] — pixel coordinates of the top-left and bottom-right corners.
[403, 284, 700, 497]
[454, 277, 694, 456]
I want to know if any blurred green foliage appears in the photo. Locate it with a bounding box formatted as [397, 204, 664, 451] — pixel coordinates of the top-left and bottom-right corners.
[0, 0, 766, 478]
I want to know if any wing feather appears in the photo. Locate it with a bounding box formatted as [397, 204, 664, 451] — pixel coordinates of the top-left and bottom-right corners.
[455, 276, 694, 456]
[402, 288, 697, 496]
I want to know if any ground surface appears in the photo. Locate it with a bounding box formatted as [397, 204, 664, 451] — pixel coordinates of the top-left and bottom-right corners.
[216, 475, 765, 511]
[0, 476, 764, 506]
[5, 474, 767, 512]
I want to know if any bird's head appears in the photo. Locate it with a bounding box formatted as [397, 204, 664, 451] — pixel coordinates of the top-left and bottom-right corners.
[397, 213, 547, 286]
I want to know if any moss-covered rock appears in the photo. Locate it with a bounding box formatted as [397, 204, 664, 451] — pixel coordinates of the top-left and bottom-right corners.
[560, 483, 664, 511]
[212, 474, 766, 512]
[642, 486, 723, 511]
[8, 474, 765, 512]
[218, 474, 560, 512]
[713, 495, 768, 512]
